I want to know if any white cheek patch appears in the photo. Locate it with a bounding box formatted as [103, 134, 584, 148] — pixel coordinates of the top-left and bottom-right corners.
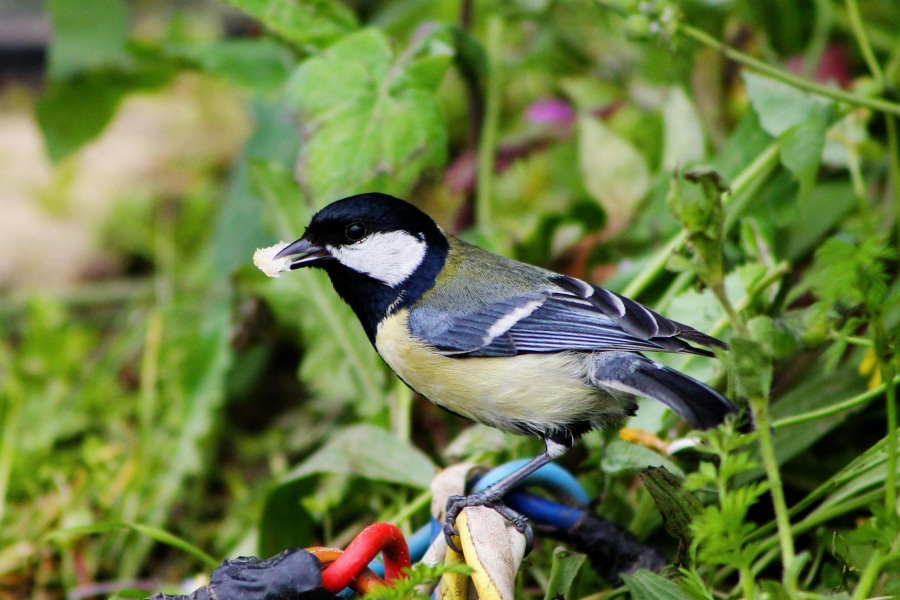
[328, 231, 427, 287]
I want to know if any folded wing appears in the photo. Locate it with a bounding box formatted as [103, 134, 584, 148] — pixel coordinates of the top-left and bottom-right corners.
[408, 275, 726, 358]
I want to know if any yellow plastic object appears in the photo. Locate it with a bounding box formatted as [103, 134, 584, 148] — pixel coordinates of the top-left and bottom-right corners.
[430, 466, 526, 599]
[455, 507, 527, 600]
[439, 542, 469, 600]
[456, 510, 504, 600]
[619, 427, 669, 452]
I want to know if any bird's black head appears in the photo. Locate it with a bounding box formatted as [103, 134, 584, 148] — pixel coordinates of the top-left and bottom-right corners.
[276, 193, 449, 341]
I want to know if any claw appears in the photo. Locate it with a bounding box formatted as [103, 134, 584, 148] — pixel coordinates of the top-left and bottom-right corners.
[443, 491, 533, 555]
[521, 522, 534, 557]
[444, 525, 462, 554]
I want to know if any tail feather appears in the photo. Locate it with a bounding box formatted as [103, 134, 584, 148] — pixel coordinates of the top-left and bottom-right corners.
[590, 352, 739, 430]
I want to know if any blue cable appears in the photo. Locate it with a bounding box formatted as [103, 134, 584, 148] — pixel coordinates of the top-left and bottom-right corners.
[470, 459, 590, 507]
[505, 491, 584, 529]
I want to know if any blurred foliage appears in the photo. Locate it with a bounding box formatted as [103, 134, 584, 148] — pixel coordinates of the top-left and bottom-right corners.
[2, 0, 900, 597]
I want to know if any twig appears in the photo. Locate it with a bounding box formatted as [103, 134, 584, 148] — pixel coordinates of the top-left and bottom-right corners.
[678, 23, 900, 117]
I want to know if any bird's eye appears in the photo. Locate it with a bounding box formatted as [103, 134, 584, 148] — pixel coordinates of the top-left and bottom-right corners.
[345, 222, 367, 243]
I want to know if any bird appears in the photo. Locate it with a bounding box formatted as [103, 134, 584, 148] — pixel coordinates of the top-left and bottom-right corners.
[267, 192, 740, 547]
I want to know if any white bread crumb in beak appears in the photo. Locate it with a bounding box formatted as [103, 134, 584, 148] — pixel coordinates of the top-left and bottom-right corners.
[253, 242, 291, 278]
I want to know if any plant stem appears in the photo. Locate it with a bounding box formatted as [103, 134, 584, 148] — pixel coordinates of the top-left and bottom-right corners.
[844, 0, 899, 532]
[722, 145, 782, 231]
[751, 393, 798, 594]
[677, 23, 900, 117]
[802, 0, 832, 80]
[772, 375, 899, 428]
[382, 488, 432, 525]
[673, 261, 789, 374]
[832, 5, 898, 54]
[621, 231, 687, 299]
[844, 0, 900, 244]
[887, 115, 900, 245]
[476, 16, 504, 231]
[852, 549, 885, 600]
[751, 490, 882, 575]
[710, 283, 745, 336]
[390, 380, 413, 444]
[739, 565, 756, 600]
[873, 316, 898, 518]
[622, 141, 780, 300]
[843, 0, 884, 81]
[845, 143, 874, 231]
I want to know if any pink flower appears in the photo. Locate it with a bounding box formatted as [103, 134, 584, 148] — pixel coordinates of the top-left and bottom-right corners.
[525, 99, 575, 124]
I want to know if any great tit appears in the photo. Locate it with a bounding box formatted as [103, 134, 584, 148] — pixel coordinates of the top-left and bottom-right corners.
[272, 192, 739, 545]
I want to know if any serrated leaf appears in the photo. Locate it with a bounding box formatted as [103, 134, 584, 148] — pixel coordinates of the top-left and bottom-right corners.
[220, 0, 358, 49]
[578, 114, 649, 236]
[641, 466, 701, 564]
[46, 0, 130, 79]
[279, 424, 436, 489]
[743, 71, 832, 137]
[622, 569, 692, 600]
[287, 28, 451, 205]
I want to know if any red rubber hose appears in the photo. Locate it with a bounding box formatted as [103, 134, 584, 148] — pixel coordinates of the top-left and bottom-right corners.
[319, 523, 410, 593]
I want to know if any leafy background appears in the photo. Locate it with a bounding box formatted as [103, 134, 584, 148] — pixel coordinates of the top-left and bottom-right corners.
[1, 0, 899, 597]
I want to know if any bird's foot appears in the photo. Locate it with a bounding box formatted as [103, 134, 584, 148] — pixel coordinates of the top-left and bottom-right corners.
[443, 492, 534, 555]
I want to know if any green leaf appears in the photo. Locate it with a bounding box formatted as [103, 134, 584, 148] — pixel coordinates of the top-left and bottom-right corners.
[278, 424, 436, 489]
[805, 235, 896, 312]
[662, 87, 706, 170]
[165, 38, 295, 95]
[46, 521, 218, 568]
[779, 103, 829, 199]
[578, 114, 649, 236]
[36, 65, 176, 162]
[120, 299, 233, 576]
[211, 103, 300, 274]
[742, 71, 832, 137]
[287, 28, 451, 205]
[812, 429, 900, 513]
[45, 0, 130, 79]
[780, 181, 855, 261]
[602, 440, 685, 479]
[622, 569, 694, 600]
[219, 0, 358, 49]
[544, 547, 587, 600]
[641, 466, 702, 564]
[259, 480, 317, 557]
[759, 580, 793, 600]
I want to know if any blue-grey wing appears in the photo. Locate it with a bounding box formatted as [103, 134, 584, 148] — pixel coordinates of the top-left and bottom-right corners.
[408, 275, 723, 357]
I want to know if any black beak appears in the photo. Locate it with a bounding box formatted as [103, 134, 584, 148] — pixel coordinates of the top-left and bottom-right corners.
[275, 237, 333, 269]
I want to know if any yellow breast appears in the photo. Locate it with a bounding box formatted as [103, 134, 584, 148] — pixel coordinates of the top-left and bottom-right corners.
[375, 311, 627, 434]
